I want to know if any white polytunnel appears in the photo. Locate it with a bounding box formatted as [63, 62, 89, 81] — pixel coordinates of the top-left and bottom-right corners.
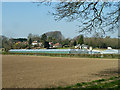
[9, 49, 120, 54]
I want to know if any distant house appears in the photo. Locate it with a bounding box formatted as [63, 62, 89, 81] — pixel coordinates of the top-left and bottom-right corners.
[75, 44, 88, 49]
[75, 44, 80, 49]
[49, 42, 53, 47]
[32, 41, 42, 47]
[107, 47, 112, 50]
[32, 41, 38, 46]
[16, 41, 21, 44]
[15, 41, 22, 45]
[53, 43, 62, 48]
[82, 44, 88, 49]
[89, 46, 93, 51]
[23, 41, 28, 45]
[38, 42, 42, 47]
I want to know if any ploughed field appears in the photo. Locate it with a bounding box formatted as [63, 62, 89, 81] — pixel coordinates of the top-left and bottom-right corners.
[2, 55, 118, 88]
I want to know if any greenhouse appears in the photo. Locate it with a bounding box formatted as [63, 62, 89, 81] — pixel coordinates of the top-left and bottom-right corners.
[101, 49, 119, 54]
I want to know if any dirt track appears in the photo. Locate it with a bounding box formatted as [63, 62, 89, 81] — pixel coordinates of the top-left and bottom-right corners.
[2, 55, 118, 88]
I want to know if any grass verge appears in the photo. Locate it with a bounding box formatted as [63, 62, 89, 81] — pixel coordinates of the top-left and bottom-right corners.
[56, 76, 120, 89]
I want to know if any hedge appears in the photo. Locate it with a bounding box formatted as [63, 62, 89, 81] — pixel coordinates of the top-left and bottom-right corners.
[2, 52, 120, 59]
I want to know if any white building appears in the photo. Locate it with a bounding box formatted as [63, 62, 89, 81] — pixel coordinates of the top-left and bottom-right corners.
[32, 41, 38, 46]
[75, 44, 80, 49]
[82, 44, 88, 49]
[32, 41, 42, 46]
[107, 47, 112, 50]
[75, 44, 88, 49]
[38, 42, 42, 46]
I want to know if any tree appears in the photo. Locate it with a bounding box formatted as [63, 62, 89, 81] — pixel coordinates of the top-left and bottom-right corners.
[61, 38, 70, 46]
[2, 36, 11, 51]
[28, 38, 32, 49]
[102, 42, 107, 48]
[43, 41, 50, 49]
[28, 33, 33, 39]
[73, 40, 77, 46]
[28, 33, 41, 41]
[52, 37, 56, 44]
[41, 34, 47, 42]
[32, 35, 41, 41]
[48, 36, 52, 42]
[28, 38, 32, 45]
[78, 35, 84, 45]
[89, 40, 93, 47]
[38, 1, 119, 35]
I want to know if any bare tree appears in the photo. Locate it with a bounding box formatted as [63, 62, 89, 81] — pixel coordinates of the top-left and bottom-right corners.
[36, 0, 120, 35]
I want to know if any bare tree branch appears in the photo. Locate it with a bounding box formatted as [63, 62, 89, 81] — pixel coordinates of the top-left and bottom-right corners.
[35, 1, 120, 35]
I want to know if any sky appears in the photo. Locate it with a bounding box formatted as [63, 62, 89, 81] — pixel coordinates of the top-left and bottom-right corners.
[2, 2, 119, 39]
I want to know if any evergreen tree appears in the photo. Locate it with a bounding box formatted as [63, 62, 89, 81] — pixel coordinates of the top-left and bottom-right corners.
[28, 38, 32, 45]
[43, 41, 50, 49]
[73, 40, 77, 46]
[78, 35, 84, 45]
[28, 38, 32, 49]
[41, 34, 47, 42]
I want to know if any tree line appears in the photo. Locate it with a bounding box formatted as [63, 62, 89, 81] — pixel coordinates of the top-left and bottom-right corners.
[0, 33, 119, 52]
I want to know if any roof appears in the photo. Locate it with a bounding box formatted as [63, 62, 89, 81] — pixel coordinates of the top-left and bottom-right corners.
[32, 41, 37, 43]
[49, 42, 53, 44]
[53, 43, 62, 46]
[82, 44, 88, 47]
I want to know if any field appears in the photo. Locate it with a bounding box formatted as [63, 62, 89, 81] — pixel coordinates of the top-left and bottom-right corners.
[2, 55, 119, 88]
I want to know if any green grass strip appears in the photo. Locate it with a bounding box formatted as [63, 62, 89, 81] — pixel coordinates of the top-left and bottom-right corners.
[56, 76, 120, 89]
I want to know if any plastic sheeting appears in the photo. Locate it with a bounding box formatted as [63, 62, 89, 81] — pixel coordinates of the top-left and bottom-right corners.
[9, 49, 120, 54]
[9, 49, 89, 54]
[101, 49, 119, 54]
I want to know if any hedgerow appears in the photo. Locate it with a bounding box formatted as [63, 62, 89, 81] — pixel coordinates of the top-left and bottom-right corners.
[2, 52, 119, 59]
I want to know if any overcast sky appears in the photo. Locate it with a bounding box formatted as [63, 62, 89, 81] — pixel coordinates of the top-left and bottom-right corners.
[2, 2, 118, 38]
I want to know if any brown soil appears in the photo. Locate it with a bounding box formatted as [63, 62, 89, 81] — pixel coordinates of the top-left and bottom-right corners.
[2, 55, 118, 88]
